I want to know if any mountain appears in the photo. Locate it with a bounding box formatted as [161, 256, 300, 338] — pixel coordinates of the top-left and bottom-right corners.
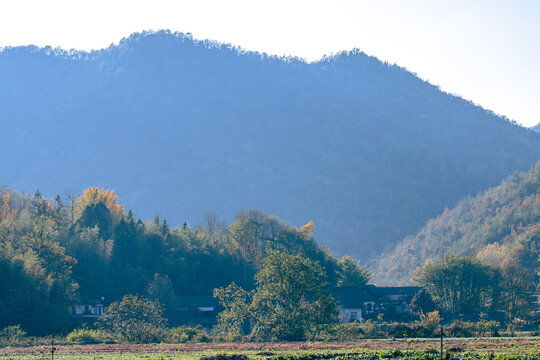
[374, 161, 540, 286]
[532, 123, 540, 132]
[1, 31, 540, 261]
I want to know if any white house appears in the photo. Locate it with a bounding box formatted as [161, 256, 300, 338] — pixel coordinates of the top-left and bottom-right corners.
[332, 285, 420, 322]
[69, 297, 105, 318]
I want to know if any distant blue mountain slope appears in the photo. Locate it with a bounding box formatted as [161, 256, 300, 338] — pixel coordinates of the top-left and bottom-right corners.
[1, 31, 539, 261]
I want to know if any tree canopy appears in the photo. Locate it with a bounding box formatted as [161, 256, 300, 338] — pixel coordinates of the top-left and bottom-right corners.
[214, 251, 339, 341]
[0, 186, 348, 335]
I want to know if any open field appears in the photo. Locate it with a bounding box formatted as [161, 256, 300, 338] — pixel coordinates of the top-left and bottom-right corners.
[0, 338, 539, 360]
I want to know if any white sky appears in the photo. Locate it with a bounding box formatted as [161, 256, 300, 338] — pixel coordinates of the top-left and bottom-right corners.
[0, 0, 538, 127]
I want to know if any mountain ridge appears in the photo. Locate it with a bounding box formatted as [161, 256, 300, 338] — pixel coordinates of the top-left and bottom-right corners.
[373, 160, 540, 286]
[1, 30, 540, 262]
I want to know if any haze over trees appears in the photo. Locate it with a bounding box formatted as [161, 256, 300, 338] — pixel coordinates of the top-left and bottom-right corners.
[375, 160, 540, 296]
[1, 31, 540, 262]
[0, 183, 537, 339]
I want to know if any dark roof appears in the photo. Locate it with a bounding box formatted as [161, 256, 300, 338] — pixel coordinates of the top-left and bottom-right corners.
[371, 287, 421, 296]
[332, 286, 378, 308]
[370, 286, 420, 302]
[331, 285, 421, 308]
[177, 296, 217, 308]
[71, 298, 104, 306]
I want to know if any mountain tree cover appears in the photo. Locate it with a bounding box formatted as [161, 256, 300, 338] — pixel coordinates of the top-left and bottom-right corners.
[213, 251, 339, 341]
[1, 31, 540, 262]
[375, 161, 540, 296]
[0, 185, 355, 335]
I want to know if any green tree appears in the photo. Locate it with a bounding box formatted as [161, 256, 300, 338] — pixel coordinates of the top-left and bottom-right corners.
[414, 255, 496, 316]
[409, 288, 437, 314]
[212, 282, 251, 341]
[338, 255, 371, 287]
[500, 262, 535, 321]
[100, 294, 166, 343]
[214, 251, 339, 341]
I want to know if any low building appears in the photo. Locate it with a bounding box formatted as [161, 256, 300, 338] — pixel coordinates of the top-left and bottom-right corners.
[69, 297, 105, 318]
[176, 296, 219, 329]
[332, 285, 420, 322]
[332, 286, 378, 322]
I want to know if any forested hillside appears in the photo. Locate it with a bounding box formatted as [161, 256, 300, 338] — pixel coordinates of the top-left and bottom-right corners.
[0, 186, 351, 334]
[1, 31, 540, 260]
[374, 161, 540, 287]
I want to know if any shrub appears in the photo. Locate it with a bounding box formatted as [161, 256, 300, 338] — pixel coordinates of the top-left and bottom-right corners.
[320, 322, 365, 341]
[446, 320, 500, 338]
[0, 325, 27, 346]
[413, 311, 440, 337]
[447, 321, 474, 337]
[66, 328, 115, 344]
[200, 354, 249, 360]
[359, 320, 386, 338]
[475, 320, 500, 337]
[165, 326, 210, 343]
[388, 324, 416, 338]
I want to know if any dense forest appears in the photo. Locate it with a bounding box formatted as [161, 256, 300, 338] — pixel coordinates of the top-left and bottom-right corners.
[1, 31, 540, 262]
[0, 185, 357, 335]
[374, 160, 540, 290]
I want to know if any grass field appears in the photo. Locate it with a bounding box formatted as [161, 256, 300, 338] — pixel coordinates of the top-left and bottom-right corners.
[0, 338, 539, 360]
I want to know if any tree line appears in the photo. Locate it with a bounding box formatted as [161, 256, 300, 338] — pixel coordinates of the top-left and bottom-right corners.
[0, 186, 368, 335]
[0, 184, 536, 340]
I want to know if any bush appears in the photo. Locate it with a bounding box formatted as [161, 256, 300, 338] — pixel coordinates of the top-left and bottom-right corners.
[66, 328, 115, 344]
[413, 311, 440, 337]
[446, 320, 500, 338]
[164, 326, 211, 343]
[388, 324, 416, 338]
[0, 325, 27, 346]
[447, 321, 474, 337]
[200, 354, 249, 360]
[319, 322, 365, 341]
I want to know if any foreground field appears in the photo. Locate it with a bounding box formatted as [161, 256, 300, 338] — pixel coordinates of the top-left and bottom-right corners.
[0, 338, 539, 360]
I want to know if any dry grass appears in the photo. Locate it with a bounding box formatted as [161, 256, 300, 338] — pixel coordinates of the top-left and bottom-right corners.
[0, 337, 538, 356]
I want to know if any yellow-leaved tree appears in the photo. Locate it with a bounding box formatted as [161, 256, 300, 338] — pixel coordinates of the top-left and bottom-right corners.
[0, 191, 17, 222]
[76, 187, 125, 224]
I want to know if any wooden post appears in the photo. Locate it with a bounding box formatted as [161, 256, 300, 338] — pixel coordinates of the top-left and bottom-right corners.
[440, 327, 444, 360]
[51, 335, 56, 360]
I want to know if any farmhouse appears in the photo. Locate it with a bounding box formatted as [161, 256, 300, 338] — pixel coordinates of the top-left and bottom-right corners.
[332, 285, 420, 322]
[69, 297, 105, 318]
[176, 295, 219, 329]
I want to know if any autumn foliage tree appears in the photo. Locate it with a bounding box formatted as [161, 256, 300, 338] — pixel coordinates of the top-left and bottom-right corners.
[76, 187, 124, 224]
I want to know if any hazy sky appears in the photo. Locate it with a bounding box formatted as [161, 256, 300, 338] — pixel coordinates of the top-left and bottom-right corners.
[1, 0, 538, 127]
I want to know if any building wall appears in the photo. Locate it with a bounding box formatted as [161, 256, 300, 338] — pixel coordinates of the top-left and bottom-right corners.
[339, 308, 363, 322]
